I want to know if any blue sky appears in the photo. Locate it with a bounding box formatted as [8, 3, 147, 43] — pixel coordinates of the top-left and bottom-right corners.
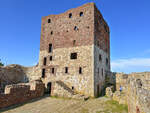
[0, 0, 150, 73]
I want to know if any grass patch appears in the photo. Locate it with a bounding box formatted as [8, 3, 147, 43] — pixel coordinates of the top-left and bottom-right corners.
[96, 99, 128, 113]
[104, 95, 108, 98]
[50, 96, 72, 100]
[105, 100, 128, 113]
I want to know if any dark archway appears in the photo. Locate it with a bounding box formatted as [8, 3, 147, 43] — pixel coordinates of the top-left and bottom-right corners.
[47, 82, 52, 95]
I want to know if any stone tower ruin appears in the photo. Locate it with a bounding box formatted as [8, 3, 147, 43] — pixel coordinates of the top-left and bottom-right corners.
[39, 3, 110, 97]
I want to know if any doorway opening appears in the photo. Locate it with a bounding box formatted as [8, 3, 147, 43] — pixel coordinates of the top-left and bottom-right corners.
[47, 82, 52, 95]
[97, 84, 100, 97]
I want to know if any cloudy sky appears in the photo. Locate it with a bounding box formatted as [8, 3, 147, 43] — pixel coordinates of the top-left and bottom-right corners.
[0, 0, 150, 73]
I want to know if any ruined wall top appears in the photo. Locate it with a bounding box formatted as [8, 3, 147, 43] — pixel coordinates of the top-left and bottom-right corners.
[40, 3, 110, 53]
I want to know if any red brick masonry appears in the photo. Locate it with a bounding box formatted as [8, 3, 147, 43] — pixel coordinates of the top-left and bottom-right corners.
[0, 81, 45, 109]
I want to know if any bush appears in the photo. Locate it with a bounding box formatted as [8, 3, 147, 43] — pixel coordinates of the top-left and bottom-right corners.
[0, 59, 4, 66]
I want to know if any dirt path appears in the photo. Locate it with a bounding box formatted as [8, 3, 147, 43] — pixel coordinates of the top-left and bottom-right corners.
[0, 95, 128, 113]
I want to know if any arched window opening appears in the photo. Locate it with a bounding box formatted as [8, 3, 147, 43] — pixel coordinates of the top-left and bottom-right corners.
[80, 12, 83, 17]
[69, 13, 72, 18]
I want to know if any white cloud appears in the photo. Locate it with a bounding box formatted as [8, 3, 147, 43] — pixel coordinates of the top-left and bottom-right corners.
[111, 58, 150, 73]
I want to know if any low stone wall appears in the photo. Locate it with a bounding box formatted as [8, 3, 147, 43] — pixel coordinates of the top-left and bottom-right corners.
[115, 73, 128, 92]
[105, 86, 127, 105]
[0, 81, 44, 109]
[127, 76, 150, 113]
[113, 91, 127, 105]
[107, 72, 150, 113]
[0, 64, 41, 92]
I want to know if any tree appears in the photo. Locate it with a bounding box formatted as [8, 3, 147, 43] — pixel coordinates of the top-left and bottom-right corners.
[0, 59, 4, 66]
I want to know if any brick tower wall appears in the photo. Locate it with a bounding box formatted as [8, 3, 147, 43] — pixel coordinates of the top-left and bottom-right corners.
[39, 3, 95, 97]
[38, 3, 110, 97]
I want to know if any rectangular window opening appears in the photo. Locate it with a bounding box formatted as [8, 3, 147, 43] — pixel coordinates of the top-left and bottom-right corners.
[79, 67, 82, 74]
[106, 58, 109, 65]
[51, 68, 54, 74]
[65, 67, 68, 73]
[43, 57, 47, 66]
[50, 56, 52, 61]
[49, 44, 52, 53]
[99, 54, 102, 62]
[70, 53, 77, 59]
[73, 40, 76, 46]
[42, 69, 45, 78]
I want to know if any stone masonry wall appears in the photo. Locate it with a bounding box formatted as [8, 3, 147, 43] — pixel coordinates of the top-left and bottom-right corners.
[127, 73, 150, 113]
[0, 65, 28, 92]
[115, 73, 128, 92]
[40, 45, 94, 97]
[23, 65, 41, 81]
[0, 80, 44, 109]
[39, 3, 110, 97]
[111, 72, 150, 113]
[94, 45, 110, 97]
[0, 64, 41, 93]
[94, 4, 110, 97]
[39, 3, 97, 97]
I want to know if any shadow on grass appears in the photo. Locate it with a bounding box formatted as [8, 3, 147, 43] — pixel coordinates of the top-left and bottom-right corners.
[0, 94, 50, 112]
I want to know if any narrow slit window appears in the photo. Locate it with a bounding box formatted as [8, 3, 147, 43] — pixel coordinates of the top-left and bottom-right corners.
[97, 40, 100, 46]
[49, 44, 52, 53]
[65, 67, 68, 73]
[73, 40, 76, 46]
[99, 54, 102, 62]
[106, 58, 108, 65]
[102, 68, 103, 76]
[42, 69, 45, 78]
[50, 56, 52, 61]
[43, 57, 47, 66]
[104, 25, 107, 32]
[51, 68, 54, 74]
[70, 53, 77, 59]
[79, 67, 82, 74]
